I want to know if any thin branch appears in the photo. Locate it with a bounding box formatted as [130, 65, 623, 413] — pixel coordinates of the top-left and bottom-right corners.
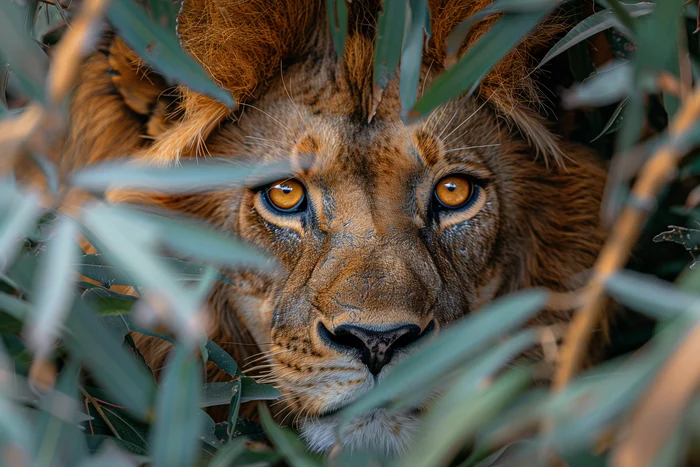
[80, 386, 122, 440]
[553, 85, 700, 390]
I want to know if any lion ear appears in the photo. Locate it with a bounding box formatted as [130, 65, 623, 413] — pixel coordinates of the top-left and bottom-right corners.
[104, 36, 174, 138]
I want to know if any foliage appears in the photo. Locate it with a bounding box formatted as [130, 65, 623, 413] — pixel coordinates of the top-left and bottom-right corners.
[1, 0, 700, 466]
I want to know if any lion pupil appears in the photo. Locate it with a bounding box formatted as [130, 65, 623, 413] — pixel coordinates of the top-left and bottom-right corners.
[446, 182, 456, 192]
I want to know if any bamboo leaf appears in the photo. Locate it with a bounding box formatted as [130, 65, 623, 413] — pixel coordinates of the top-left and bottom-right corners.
[26, 218, 78, 357]
[150, 347, 204, 467]
[327, 0, 348, 57]
[339, 289, 547, 429]
[409, 8, 551, 120]
[259, 404, 322, 467]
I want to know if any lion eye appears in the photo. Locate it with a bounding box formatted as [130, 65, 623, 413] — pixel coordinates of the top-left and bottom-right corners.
[434, 175, 475, 209]
[265, 179, 306, 213]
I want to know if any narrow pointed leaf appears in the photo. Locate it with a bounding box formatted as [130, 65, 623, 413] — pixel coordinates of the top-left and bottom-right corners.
[150, 347, 203, 467]
[409, 9, 551, 119]
[106, 0, 234, 107]
[27, 218, 78, 357]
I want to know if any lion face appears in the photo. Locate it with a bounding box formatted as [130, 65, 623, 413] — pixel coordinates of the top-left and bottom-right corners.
[58, 0, 608, 455]
[192, 52, 607, 454]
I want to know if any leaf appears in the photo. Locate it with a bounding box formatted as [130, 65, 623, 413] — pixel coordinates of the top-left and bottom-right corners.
[78, 253, 234, 288]
[538, 6, 653, 69]
[0, 0, 49, 101]
[563, 60, 633, 109]
[208, 438, 247, 467]
[403, 332, 538, 467]
[226, 379, 241, 441]
[26, 218, 78, 357]
[409, 8, 551, 120]
[84, 434, 148, 456]
[106, 0, 234, 107]
[82, 206, 205, 345]
[150, 347, 204, 467]
[327, 0, 348, 57]
[591, 97, 628, 142]
[374, 0, 407, 91]
[147, 0, 177, 29]
[205, 339, 239, 376]
[259, 404, 322, 467]
[0, 189, 42, 267]
[400, 0, 430, 113]
[446, 0, 557, 64]
[240, 377, 281, 403]
[96, 406, 150, 451]
[71, 158, 291, 194]
[606, 270, 699, 320]
[339, 289, 548, 429]
[119, 209, 271, 271]
[34, 359, 87, 467]
[202, 381, 238, 408]
[0, 292, 31, 322]
[64, 301, 156, 418]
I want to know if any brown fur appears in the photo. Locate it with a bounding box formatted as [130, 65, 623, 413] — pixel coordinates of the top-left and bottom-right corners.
[55, 0, 609, 453]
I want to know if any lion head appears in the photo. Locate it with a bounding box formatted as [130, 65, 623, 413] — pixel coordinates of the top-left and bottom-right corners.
[60, 0, 608, 455]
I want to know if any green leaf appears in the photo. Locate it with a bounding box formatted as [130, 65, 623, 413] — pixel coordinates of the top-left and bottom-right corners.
[409, 8, 551, 120]
[606, 270, 699, 320]
[148, 0, 177, 29]
[82, 206, 206, 344]
[27, 218, 78, 357]
[400, 0, 430, 113]
[405, 369, 531, 467]
[64, 301, 156, 418]
[446, 0, 557, 62]
[205, 339, 239, 376]
[599, 0, 638, 34]
[120, 209, 271, 271]
[241, 377, 282, 403]
[339, 289, 548, 428]
[403, 332, 538, 467]
[106, 0, 235, 107]
[538, 6, 653, 69]
[202, 381, 239, 408]
[374, 0, 407, 91]
[84, 434, 149, 457]
[259, 404, 322, 467]
[150, 347, 204, 467]
[0, 292, 31, 322]
[208, 438, 247, 467]
[95, 406, 150, 451]
[0, 188, 42, 266]
[226, 379, 241, 441]
[563, 60, 633, 109]
[34, 359, 87, 467]
[0, 0, 48, 101]
[327, 0, 348, 57]
[0, 340, 35, 462]
[71, 159, 290, 194]
[591, 97, 628, 142]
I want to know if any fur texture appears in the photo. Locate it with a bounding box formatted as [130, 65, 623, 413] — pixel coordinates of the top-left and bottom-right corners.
[57, 0, 609, 455]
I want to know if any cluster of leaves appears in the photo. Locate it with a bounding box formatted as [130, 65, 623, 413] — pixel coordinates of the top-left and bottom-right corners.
[2, 0, 700, 466]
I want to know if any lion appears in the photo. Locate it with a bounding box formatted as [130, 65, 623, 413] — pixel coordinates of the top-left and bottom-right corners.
[55, 0, 608, 455]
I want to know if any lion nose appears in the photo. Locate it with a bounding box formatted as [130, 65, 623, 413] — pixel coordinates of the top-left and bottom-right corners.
[318, 321, 434, 375]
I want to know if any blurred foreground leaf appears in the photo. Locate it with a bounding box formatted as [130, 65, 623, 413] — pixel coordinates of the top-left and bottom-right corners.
[106, 0, 234, 107]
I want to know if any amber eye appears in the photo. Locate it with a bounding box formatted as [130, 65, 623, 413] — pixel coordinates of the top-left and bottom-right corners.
[434, 175, 475, 209]
[264, 178, 306, 213]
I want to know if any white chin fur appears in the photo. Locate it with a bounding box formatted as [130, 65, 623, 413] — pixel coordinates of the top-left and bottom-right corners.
[299, 409, 420, 455]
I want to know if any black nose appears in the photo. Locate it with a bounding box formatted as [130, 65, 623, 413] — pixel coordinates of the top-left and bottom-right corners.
[318, 321, 434, 375]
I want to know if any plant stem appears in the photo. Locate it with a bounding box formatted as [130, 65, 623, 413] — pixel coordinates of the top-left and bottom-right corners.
[554, 83, 700, 390]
